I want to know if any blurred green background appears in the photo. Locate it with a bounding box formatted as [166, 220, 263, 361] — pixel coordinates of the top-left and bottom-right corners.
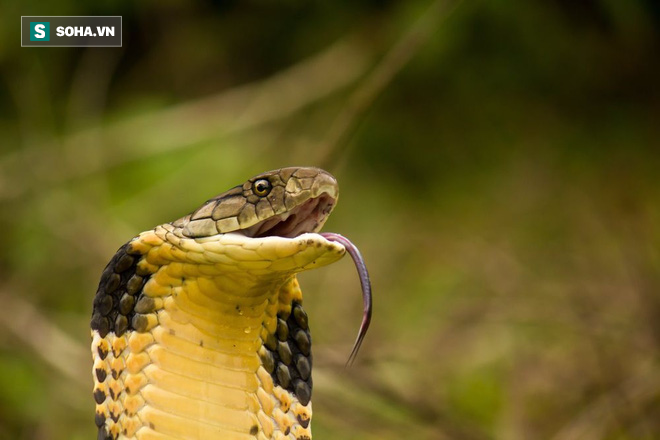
[1, 1, 659, 439]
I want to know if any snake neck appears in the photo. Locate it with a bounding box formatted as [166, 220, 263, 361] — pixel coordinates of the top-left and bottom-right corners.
[92, 228, 320, 440]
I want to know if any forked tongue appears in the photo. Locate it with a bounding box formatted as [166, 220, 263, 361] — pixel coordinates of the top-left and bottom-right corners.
[320, 232, 372, 367]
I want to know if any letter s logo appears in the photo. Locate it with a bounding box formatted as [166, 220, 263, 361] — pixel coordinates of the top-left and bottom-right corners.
[35, 24, 45, 39]
[28, 22, 50, 42]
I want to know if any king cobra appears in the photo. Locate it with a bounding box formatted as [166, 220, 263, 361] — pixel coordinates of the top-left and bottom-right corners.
[91, 167, 372, 440]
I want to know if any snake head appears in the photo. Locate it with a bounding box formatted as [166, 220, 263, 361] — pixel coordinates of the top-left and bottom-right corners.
[180, 167, 338, 239]
[173, 167, 346, 274]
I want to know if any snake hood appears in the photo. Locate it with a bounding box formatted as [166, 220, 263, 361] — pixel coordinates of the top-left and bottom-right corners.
[91, 167, 371, 440]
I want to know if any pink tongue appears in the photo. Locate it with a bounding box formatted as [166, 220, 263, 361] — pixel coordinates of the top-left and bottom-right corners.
[320, 232, 372, 366]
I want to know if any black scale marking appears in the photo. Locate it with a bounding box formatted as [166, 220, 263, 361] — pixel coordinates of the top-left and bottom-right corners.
[96, 424, 117, 440]
[261, 301, 314, 406]
[91, 242, 154, 338]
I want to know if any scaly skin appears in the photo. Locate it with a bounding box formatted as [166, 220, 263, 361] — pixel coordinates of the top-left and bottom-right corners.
[91, 168, 346, 440]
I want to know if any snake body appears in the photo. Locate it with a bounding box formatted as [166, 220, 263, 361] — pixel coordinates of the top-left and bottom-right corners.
[91, 167, 368, 440]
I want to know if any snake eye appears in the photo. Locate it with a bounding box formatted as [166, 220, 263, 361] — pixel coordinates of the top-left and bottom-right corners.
[252, 179, 272, 197]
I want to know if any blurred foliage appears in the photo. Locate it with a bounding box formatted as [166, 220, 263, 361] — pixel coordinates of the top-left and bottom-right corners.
[1, 0, 659, 439]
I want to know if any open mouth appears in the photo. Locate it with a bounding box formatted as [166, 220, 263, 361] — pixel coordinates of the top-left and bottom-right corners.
[241, 193, 336, 238]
